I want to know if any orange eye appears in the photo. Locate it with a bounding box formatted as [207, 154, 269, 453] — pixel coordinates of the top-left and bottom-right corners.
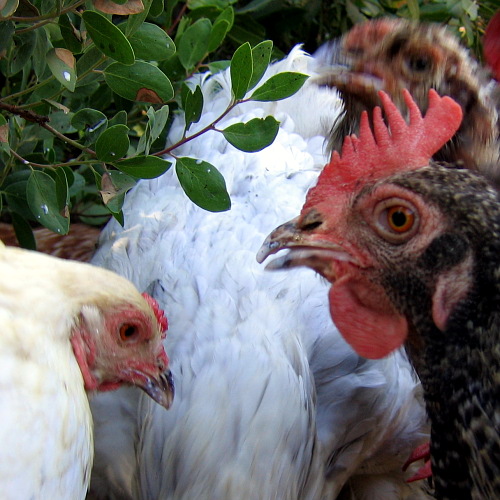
[373, 198, 419, 244]
[386, 205, 415, 233]
[119, 323, 139, 341]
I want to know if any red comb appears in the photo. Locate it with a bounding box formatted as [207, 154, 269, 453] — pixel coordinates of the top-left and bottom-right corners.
[142, 292, 168, 336]
[303, 89, 463, 209]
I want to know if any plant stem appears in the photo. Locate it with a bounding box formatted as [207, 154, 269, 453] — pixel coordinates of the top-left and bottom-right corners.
[10, 0, 86, 23]
[155, 98, 247, 157]
[3, 76, 56, 102]
[9, 148, 97, 170]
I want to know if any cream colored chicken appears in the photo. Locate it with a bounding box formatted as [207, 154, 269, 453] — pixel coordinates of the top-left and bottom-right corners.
[0, 241, 173, 500]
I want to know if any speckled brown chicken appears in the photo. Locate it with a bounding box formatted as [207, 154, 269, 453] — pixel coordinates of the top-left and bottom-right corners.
[259, 90, 500, 499]
[314, 16, 500, 180]
[0, 222, 100, 262]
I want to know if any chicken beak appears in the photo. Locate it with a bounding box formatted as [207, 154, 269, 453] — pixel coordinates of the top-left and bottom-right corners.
[139, 369, 175, 410]
[257, 216, 356, 281]
[126, 366, 175, 410]
[257, 216, 302, 264]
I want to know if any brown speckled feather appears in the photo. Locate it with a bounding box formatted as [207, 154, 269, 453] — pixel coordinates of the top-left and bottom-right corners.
[315, 18, 500, 181]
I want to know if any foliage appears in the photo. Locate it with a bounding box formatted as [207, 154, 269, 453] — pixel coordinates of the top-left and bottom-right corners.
[0, 0, 496, 247]
[0, 0, 307, 245]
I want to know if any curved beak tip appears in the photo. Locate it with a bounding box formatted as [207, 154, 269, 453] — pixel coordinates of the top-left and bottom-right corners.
[143, 369, 175, 410]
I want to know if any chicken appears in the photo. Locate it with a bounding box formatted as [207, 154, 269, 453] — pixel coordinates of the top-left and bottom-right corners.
[314, 17, 499, 179]
[88, 47, 431, 500]
[259, 89, 500, 498]
[0, 222, 101, 261]
[0, 240, 174, 500]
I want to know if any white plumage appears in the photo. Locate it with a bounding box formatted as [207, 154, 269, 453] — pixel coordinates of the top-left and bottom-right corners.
[0, 241, 173, 500]
[89, 47, 430, 499]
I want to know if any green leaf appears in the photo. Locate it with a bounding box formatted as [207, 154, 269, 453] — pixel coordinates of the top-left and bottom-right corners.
[59, 13, 83, 53]
[230, 42, 253, 100]
[4, 179, 33, 221]
[71, 108, 108, 145]
[150, 105, 169, 143]
[104, 61, 174, 103]
[183, 84, 203, 132]
[175, 157, 231, 212]
[32, 26, 50, 77]
[82, 10, 135, 65]
[248, 40, 272, 90]
[222, 116, 279, 152]
[207, 19, 230, 53]
[46, 48, 77, 92]
[108, 170, 137, 191]
[95, 124, 130, 162]
[249, 72, 308, 102]
[10, 31, 36, 76]
[126, 0, 153, 36]
[178, 18, 212, 70]
[127, 22, 175, 61]
[109, 110, 128, 127]
[208, 8, 234, 53]
[50, 168, 70, 213]
[208, 60, 230, 72]
[10, 213, 36, 250]
[0, 22, 14, 55]
[150, 0, 164, 17]
[99, 171, 135, 219]
[26, 170, 69, 234]
[47, 111, 77, 135]
[113, 155, 172, 178]
[0, 0, 19, 19]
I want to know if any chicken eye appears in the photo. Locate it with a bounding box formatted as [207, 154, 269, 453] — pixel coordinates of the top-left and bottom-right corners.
[373, 199, 419, 243]
[386, 205, 415, 233]
[119, 323, 139, 341]
[408, 54, 431, 73]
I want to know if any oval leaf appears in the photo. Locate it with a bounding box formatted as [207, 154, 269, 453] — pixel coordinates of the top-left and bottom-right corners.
[59, 14, 83, 53]
[95, 124, 130, 161]
[11, 213, 36, 250]
[249, 72, 309, 102]
[178, 18, 212, 70]
[222, 116, 279, 152]
[114, 155, 171, 178]
[82, 10, 135, 65]
[207, 19, 230, 53]
[26, 170, 69, 234]
[104, 61, 173, 102]
[10, 31, 36, 76]
[0, 0, 19, 18]
[182, 84, 203, 132]
[249, 40, 272, 90]
[46, 48, 77, 91]
[127, 22, 175, 61]
[71, 108, 108, 145]
[175, 157, 230, 212]
[230, 42, 253, 100]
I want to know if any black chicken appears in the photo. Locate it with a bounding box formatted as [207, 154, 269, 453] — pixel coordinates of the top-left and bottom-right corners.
[259, 89, 500, 499]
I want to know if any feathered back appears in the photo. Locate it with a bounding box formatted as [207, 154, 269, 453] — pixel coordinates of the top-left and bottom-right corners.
[303, 89, 463, 211]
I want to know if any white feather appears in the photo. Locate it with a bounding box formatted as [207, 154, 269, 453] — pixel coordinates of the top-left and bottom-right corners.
[89, 47, 430, 499]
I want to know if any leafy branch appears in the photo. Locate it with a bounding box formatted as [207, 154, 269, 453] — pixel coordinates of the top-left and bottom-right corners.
[0, 0, 492, 249]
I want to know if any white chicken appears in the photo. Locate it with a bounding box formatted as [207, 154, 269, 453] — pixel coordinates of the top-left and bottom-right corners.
[89, 47, 430, 499]
[0, 240, 173, 500]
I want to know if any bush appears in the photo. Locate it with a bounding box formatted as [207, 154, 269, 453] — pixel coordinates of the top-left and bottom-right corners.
[0, 0, 495, 247]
